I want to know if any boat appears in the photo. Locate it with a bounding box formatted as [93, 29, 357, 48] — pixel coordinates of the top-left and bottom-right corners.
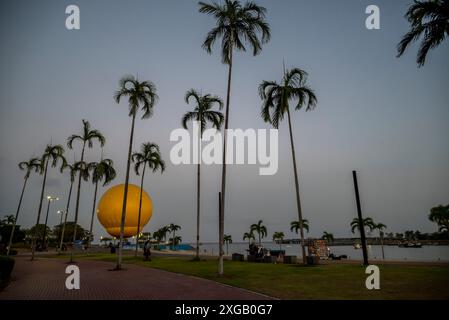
[398, 242, 422, 248]
[353, 243, 361, 249]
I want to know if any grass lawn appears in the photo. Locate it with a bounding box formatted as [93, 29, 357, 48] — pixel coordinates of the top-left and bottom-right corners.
[53, 252, 449, 299]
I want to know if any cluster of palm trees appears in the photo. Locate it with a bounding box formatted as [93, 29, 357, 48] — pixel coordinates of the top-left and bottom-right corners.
[151, 223, 182, 250]
[350, 217, 387, 259]
[8, 120, 118, 260]
[241, 219, 310, 249]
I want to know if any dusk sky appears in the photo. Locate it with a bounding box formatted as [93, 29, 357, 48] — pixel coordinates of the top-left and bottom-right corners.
[0, 0, 448, 243]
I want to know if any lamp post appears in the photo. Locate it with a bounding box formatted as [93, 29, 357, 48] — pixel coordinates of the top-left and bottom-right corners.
[57, 209, 68, 254]
[42, 196, 59, 251]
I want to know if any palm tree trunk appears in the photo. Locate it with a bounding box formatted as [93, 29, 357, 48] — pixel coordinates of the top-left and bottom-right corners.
[7, 176, 28, 256]
[59, 180, 73, 254]
[135, 164, 146, 257]
[380, 231, 385, 260]
[172, 231, 176, 250]
[219, 47, 233, 276]
[196, 126, 201, 259]
[117, 113, 137, 269]
[87, 181, 99, 249]
[71, 142, 86, 262]
[286, 106, 307, 264]
[31, 159, 49, 261]
[42, 198, 51, 250]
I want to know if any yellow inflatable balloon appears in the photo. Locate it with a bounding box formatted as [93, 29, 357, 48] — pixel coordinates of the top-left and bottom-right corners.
[97, 184, 153, 238]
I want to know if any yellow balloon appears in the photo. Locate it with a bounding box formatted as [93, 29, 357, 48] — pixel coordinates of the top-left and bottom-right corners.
[97, 184, 153, 238]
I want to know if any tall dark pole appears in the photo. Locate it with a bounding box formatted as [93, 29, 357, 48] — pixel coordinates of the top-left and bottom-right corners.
[352, 170, 369, 266]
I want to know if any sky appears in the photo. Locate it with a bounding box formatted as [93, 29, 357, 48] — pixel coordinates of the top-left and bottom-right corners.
[0, 0, 448, 244]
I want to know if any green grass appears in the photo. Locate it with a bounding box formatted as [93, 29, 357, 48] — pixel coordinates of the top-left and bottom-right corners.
[55, 253, 449, 299]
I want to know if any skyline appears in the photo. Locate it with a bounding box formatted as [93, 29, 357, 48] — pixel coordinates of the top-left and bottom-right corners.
[0, 0, 448, 243]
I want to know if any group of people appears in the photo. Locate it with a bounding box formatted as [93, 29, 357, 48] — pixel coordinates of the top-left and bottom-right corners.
[248, 243, 269, 260]
[108, 239, 152, 261]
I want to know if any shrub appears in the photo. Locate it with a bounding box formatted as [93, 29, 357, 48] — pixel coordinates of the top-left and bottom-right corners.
[0, 255, 15, 280]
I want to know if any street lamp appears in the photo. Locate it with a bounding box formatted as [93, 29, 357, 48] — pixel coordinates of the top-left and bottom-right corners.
[41, 196, 59, 251]
[57, 209, 69, 254]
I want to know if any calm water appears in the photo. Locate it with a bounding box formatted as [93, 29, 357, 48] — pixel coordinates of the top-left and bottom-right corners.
[196, 242, 449, 262]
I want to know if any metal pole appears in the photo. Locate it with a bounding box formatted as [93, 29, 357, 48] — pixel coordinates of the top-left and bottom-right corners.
[352, 170, 369, 266]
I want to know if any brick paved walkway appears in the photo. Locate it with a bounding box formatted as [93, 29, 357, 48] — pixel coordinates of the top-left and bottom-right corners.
[0, 257, 272, 300]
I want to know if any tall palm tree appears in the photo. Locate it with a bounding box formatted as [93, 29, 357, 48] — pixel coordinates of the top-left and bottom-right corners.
[114, 75, 158, 269]
[250, 220, 267, 244]
[58, 163, 77, 254]
[351, 217, 375, 234]
[272, 231, 285, 250]
[67, 120, 105, 259]
[429, 204, 449, 232]
[7, 158, 42, 256]
[182, 89, 224, 260]
[223, 234, 232, 255]
[31, 144, 66, 260]
[168, 223, 181, 250]
[199, 0, 271, 275]
[397, 0, 449, 67]
[373, 222, 387, 260]
[243, 231, 255, 246]
[260, 67, 317, 263]
[321, 231, 334, 244]
[132, 142, 165, 256]
[87, 159, 116, 249]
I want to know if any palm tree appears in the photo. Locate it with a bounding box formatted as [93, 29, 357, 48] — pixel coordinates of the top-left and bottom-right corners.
[168, 223, 181, 250]
[373, 222, 387, 260]
[58, 163, 77, 254]
[321, 231, 334, 244]
[397, 0, 449, 67]
[132, 142, 165, 256]
[429, 204, 449, 233]
[114, 75, 158, 269]
[67, 120, 105, 259]
[272, 231, 285, 250]
[7, 157, 41, 256]
[153, 230, 163, 247]
[351, 217, 375, 234]
[182, 89, 224, 260]
[260, 67, 317, 263]
[159, 226, 171, 244]
[223, 234, 232, 255]
[199, 0, 271, 275]
[290, 219, 310, 235]
[250, 220, 267, 244]
[87, 159, 116, 249]
[243, 231, 255, 246]
[31, 144, 66, 260]
[169, 235, 182, 247]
